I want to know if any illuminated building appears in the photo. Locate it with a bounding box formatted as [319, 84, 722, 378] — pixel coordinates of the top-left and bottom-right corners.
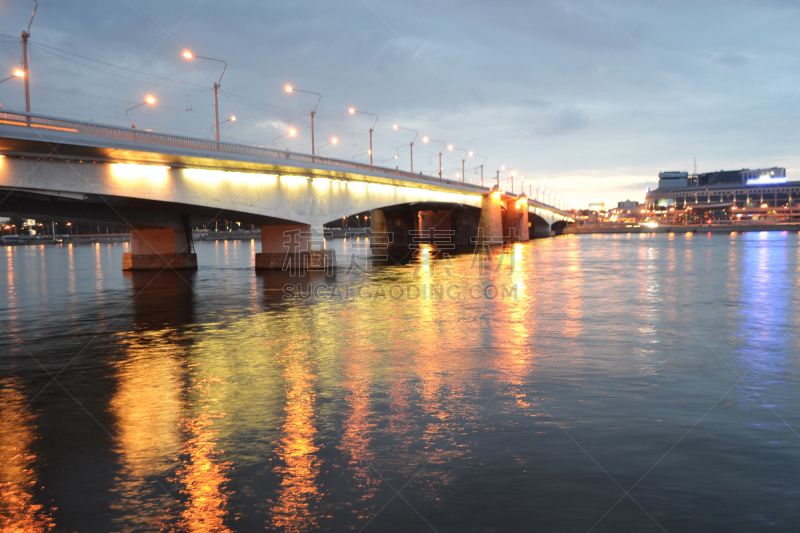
[645, 167, 800, 212]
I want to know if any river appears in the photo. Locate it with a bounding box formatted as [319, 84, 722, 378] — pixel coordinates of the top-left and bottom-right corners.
[1, 232, 799, 532]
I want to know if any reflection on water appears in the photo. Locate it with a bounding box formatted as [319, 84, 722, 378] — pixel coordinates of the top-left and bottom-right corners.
[168, 372, 233, 533]
[0, 378, 56, 532]
[1, 234, 800, 531]
[269, 339, 320, 532]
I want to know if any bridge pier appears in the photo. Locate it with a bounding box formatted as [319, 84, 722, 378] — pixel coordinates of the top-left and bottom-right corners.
[503, 196, 529, 242]
[477, 189, 504, 244]
[122, 228, 197, 270]
[255, 224, 335, 271]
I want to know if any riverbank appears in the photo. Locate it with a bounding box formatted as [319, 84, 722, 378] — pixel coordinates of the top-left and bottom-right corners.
[1, 228, 370, 245]
[564, 222, 800, 235]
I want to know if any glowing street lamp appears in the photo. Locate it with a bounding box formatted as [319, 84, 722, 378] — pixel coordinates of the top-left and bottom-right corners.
[317, 136, 338, 155]
[349, 107, 378, 165]
[0, 68, 25, 86]
[381, 154, 399, 166]
[285, 84, 321, 156]
[211, 115, 235, 138]
[422, 137, 448, 180]
[182, 49, 227, 141]
[272, 126, 297, 149]
[126, 95, 156, 128]
[392, 124, 418, 172]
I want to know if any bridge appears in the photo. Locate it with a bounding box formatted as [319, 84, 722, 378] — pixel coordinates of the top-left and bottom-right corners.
[0, 111, 574, 270]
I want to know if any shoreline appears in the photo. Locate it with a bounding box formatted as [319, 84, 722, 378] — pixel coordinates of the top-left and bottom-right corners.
[564, 223, 800, 235]
[0, 228, 371, 246]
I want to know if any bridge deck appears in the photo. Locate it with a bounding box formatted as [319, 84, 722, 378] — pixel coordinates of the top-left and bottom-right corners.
[0, 110, 573, 220]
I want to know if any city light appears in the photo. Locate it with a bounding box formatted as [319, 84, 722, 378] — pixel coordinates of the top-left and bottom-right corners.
[13, 69, 25, 78]
[145, 95, 156, 105]
[349, 107, 355, 114]
[285, 84, 293, 92]
[182, 50, 193, 59]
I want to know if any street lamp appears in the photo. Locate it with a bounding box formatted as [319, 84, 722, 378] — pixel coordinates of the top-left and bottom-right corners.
[0, 68, 25, 85]
[182, 50, 227, 141]
[381, 154, 399, 166]
[317, 136, 338, 155]
[509, 170, 517, 194]
[349, 107, 378, 165]
[449, 147, 472, 183]
[272, 127, 297, 149]
[211, 115, 236, 139]
[126, 95, 156, 128]
[422, 137, 447, 180]
[285, 84, 321, 156]
[20, 0, 36, 113]
[392, 124, 418, 172]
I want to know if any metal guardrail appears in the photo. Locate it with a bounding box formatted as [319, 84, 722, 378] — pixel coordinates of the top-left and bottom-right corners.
[0, 110, 575, 219]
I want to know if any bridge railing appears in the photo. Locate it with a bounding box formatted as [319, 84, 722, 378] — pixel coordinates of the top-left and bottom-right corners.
[0, 110, 490, 192]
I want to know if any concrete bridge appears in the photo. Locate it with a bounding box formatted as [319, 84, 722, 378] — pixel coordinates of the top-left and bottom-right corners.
[0, 111, 573, 270]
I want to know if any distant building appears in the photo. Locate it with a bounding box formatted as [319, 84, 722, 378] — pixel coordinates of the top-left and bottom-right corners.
[588, 202, 606, 212]
[617, 200, 640, 210]
[658, 171, 689, 189]
[646, 167, 797, 211]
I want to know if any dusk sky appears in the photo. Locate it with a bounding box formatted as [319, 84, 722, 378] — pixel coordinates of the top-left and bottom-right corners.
[2, 0, 798, 208]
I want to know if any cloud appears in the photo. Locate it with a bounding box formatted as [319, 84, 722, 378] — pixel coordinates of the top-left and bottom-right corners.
[538, 107, 590, 136]
[713, 52, 751, 68]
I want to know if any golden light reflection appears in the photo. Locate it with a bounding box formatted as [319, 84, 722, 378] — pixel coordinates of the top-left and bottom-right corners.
[110, 163, 170, 187]
[0, 378, 56, 532]
[183, 168, 278, 188]
[338, 337, 380, 514]
[110, 331, 183, 531]
[270, 354, 320, 532]
[170, 374, 233, 533]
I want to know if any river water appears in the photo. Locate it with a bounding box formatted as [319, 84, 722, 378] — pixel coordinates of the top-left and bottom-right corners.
[1, 232, 800, 532]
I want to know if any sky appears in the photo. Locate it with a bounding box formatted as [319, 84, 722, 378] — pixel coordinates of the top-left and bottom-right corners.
[1, 0, 799, 209]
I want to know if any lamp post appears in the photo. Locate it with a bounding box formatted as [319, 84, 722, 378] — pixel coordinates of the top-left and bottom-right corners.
[272, 127, 297, 149]
[349, 108, 378, 165]
[20, 0, 36, 113]
[211, 115, 235, 139]
[509, 171, 517, 194]
[473, 155, 487, 185]
[392, 124, 418, 172]
[0, 68, 25, 85]
[381, 155, 399, 166]
[450, 147, 472, 183]
[422, 137, 447, 180]
[182, 50, 227, 142]
[126, 95, 156, 128]
[285, 84, 321, 156]
[317, 136, 338, 155]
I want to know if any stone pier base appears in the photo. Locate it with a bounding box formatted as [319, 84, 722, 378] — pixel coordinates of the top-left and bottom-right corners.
[123, 227, 197, 271]
[254, 250, 336, 270]
[123, 252, 198, 271]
